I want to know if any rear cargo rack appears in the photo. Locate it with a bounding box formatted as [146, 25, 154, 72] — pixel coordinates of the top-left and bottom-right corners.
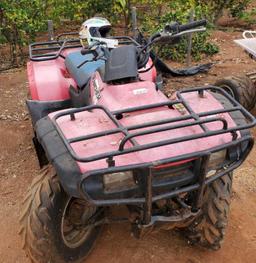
[29, 36, 140, 62]
[51, 86, 256, 166]
[29, 39, 82, 61]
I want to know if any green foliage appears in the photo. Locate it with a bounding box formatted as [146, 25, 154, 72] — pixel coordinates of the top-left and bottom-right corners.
[138, 1, 219, 61]
[0, 0, 251, 65]
[238, 8, 256, 24]
[229, 1, 251, 17]
[0, 0, 48, 64]
[192, 0, 252, 22]
[46, 0, 113, 21]
[155, 31, 219, 62]
[228, 1, 256, 25]
[0, 0, 46, 43]
[0, 0, 115, 64]
[117, 0, 127, 10]
[0, 34, 7, 44]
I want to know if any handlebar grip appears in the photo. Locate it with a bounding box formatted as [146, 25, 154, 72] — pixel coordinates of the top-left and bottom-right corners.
[178, 19, 207, 32]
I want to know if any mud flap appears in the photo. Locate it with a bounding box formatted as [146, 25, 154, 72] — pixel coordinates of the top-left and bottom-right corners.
[150, 52, 213, 76]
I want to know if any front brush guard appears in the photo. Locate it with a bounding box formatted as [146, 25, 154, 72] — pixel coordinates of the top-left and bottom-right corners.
[35, 86, 255, 226]
[78, 136, 253, 225]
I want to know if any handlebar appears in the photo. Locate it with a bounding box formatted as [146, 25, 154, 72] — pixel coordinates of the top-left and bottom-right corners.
[137, 19, 207, 69]
[178, 19, 207, 32]
[164, 19, 207, 34]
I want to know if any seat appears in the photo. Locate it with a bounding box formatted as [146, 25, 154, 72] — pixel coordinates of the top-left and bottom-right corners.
[65, 51, 105, 88]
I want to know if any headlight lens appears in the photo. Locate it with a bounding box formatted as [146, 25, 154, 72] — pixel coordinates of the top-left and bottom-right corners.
[103, 171, 135, 193]
[207, 149, 227, 177]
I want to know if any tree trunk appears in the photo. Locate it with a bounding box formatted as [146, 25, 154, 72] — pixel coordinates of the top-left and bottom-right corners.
[214, 0, 231, 24]
[124, 0, 131, 34]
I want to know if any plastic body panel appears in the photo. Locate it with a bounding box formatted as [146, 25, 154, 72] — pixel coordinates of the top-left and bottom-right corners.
[27, 58, 75, 100]
[47, 75, 240, 174]
[27, 48, 156, 101]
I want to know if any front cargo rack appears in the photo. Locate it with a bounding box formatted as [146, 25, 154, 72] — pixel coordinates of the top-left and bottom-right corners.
[51, 86, 256, 166]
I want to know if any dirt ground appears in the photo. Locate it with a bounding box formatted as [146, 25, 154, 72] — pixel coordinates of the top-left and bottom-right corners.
[1, 30, 256, 263]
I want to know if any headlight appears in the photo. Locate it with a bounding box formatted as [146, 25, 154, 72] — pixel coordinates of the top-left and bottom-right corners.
[103, 171, 135, 193]
[207, 150, 227, 178]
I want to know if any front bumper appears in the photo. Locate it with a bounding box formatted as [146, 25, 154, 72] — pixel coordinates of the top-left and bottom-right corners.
[79, 136, 253, 205]
[78, 136, 253, 225]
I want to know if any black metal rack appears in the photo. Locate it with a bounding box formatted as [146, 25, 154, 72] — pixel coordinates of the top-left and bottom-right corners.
[43, 86, 256, 224]
[51, 86, 255, 166]
[29, 35, 140, 62]
[29, 39, 82, 61]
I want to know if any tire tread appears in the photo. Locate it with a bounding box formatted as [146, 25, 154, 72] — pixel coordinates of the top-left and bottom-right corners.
[19, 165, 59, 263]
[184, 173, 232, 250]
[215, 75, 256, 111]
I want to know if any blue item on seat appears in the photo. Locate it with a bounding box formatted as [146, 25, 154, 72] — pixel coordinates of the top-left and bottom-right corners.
[65, 51, 105, 87]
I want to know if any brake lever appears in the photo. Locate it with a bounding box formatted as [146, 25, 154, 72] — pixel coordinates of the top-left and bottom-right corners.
[157, 27, 206, 44]
[77, 49, 95, 68]
[81, 48, 98, 56]
[164, 22, 179, 34]
[77, 47, 108, 68]
[174, 27, 206, 37]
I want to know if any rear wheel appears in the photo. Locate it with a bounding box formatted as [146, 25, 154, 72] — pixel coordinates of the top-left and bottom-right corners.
[19, 165, 103, 263]
[215, 75, 256, 111]
[183, 173, 233, 250]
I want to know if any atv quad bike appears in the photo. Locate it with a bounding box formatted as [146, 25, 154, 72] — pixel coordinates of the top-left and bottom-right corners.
[20, 19, 256, 263]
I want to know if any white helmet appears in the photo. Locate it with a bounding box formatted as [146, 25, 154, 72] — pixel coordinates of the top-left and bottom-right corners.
[79, 17, 118, 48]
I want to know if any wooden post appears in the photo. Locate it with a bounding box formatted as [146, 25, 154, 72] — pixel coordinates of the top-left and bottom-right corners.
[131, 7, 137, 38]
[47, 20, 54, 41]
[186, 9, 194, 67]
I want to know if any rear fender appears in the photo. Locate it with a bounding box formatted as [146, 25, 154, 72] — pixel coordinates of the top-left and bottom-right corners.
[27, 60, 76, 101]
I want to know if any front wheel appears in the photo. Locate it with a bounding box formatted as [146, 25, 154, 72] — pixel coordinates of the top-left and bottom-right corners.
[19, 165, 103, 263]
[183, 173, 233, 250]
